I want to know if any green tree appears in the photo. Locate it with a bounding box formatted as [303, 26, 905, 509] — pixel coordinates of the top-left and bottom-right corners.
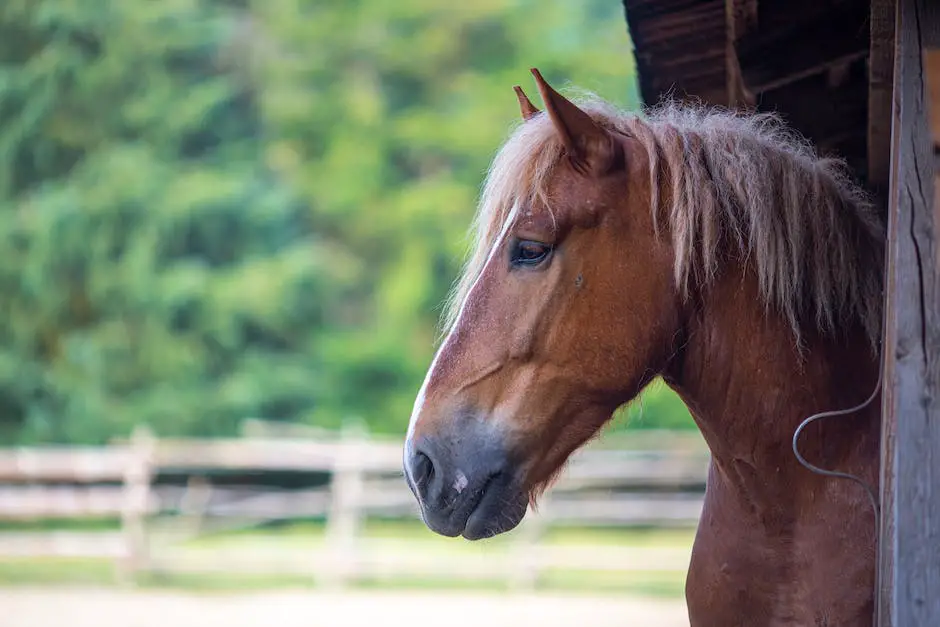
[0, 0, 692, 445]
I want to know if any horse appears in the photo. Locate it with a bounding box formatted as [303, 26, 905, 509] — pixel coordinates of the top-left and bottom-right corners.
[402, 68, 885, 626]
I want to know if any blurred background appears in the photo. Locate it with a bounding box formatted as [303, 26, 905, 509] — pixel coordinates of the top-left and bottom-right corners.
[0, 1, 705, 625]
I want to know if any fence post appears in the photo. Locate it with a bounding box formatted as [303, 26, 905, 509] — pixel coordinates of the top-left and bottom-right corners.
[509, 494, 550, 592]
[321, 420, 366, 589]
[178, 474, 212, 539]
[118, 425, 155, 585]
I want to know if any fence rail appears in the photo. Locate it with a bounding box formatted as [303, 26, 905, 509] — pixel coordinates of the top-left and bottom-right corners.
[0, 425, 710, 588]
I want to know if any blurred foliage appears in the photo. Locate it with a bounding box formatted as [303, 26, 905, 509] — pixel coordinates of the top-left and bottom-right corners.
[0, 0, 693, 444]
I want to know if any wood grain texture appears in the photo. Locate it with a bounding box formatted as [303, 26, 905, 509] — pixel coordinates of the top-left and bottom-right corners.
[869, 0, 897, 194]
[879, 1, 940, 625]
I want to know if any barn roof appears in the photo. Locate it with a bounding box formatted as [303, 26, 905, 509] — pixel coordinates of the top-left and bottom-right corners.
[622, 0, 876, 189]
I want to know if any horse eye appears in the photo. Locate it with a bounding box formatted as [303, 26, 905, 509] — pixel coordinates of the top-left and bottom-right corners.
[510, 239, 552, 267]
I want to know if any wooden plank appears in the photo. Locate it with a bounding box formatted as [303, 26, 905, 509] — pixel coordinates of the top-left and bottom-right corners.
[753, 70, 868, 153]
[926, 50, 940, 148]
[0, 532, 126, 558]
[879, 1, 940, 625]
[724, 0, 753, 108]
[0, 441, 709, 485]
[147, 543, 694, 580]
[869, 0, 898, 193]
[543, 493, 703, 527]
[153, 438, 403, 472]
[623, 0, 731, 106]
[0, 484, 704, 527]
[737, 12, 870, 94]
[876, 7, 900, 612]
[0, 486, 158, 519]
[0, 446, 131, 482]
[119, 426, 155, 583]
[560, 453, 709, 489]
[929, 50, 940, 275]
[728, 0, 756, 37]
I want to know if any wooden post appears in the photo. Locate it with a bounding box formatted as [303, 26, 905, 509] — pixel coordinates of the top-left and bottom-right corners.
[509, 497, 549, 592]
[178, 474, 212, 539]
[929, 50, 940, 275]
[118, 425, 155, 584]
[321, 421, 366, 589]
[878, 0, 940, 624]
[868, 0, 897, 197]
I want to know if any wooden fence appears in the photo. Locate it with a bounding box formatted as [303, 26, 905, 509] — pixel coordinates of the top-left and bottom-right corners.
[0, 424, 710, 589]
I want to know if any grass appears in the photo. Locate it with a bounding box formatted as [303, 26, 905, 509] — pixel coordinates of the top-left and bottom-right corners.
[0, 518, 121, 532]
[0, 519, 694, 598]
[0, 557, 114, 587]
[181, 518, 694, 550]
[0, 559, 689, 598]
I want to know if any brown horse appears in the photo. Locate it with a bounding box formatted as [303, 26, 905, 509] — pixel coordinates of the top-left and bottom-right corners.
[403, 69, 885, 626]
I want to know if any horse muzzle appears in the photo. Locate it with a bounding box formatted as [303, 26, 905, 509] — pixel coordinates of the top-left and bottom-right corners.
[403, 417, 528, 540]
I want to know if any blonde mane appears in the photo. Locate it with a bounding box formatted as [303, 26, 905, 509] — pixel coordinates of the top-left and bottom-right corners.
[443, 93, 885, 351]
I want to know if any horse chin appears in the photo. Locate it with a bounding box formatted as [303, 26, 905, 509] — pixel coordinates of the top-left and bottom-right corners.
[461, 481, 529, 541]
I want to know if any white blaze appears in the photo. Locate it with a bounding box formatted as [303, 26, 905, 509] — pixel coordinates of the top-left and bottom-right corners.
[405, 202, 521, 443]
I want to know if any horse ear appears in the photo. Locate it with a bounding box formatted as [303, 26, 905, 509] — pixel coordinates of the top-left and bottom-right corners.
[513, 85, 540, 120]
[529, 68, 620, 175]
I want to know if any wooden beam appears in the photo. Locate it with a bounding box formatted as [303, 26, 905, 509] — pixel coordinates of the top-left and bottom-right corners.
[928, 49, 940, 309]
[878, 0, 940, 625]
[738, 17, 869, 93]
[623, 0, 731, 107]
[927, 51, 940, 148]
[869, 0, 897, 195]
[735, 1, 869, 93]
[724, 0, 755, 108]
[747, 51, 868, 94]
[751, 67, 868, 156]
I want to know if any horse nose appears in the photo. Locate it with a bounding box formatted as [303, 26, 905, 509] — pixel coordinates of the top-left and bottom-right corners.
[404, 423, 520, 538]
[407, 448, 440, 503]
[406, 435, 470, 513]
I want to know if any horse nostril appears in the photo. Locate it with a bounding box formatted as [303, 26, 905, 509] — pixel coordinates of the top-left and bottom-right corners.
[411, 450, 435, 500]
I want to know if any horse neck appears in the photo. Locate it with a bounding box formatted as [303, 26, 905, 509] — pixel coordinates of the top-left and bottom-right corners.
[663, 267, 882, 499]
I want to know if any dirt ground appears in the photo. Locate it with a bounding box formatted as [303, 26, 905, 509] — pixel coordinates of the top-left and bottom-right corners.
[1, 587, 690, 627]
